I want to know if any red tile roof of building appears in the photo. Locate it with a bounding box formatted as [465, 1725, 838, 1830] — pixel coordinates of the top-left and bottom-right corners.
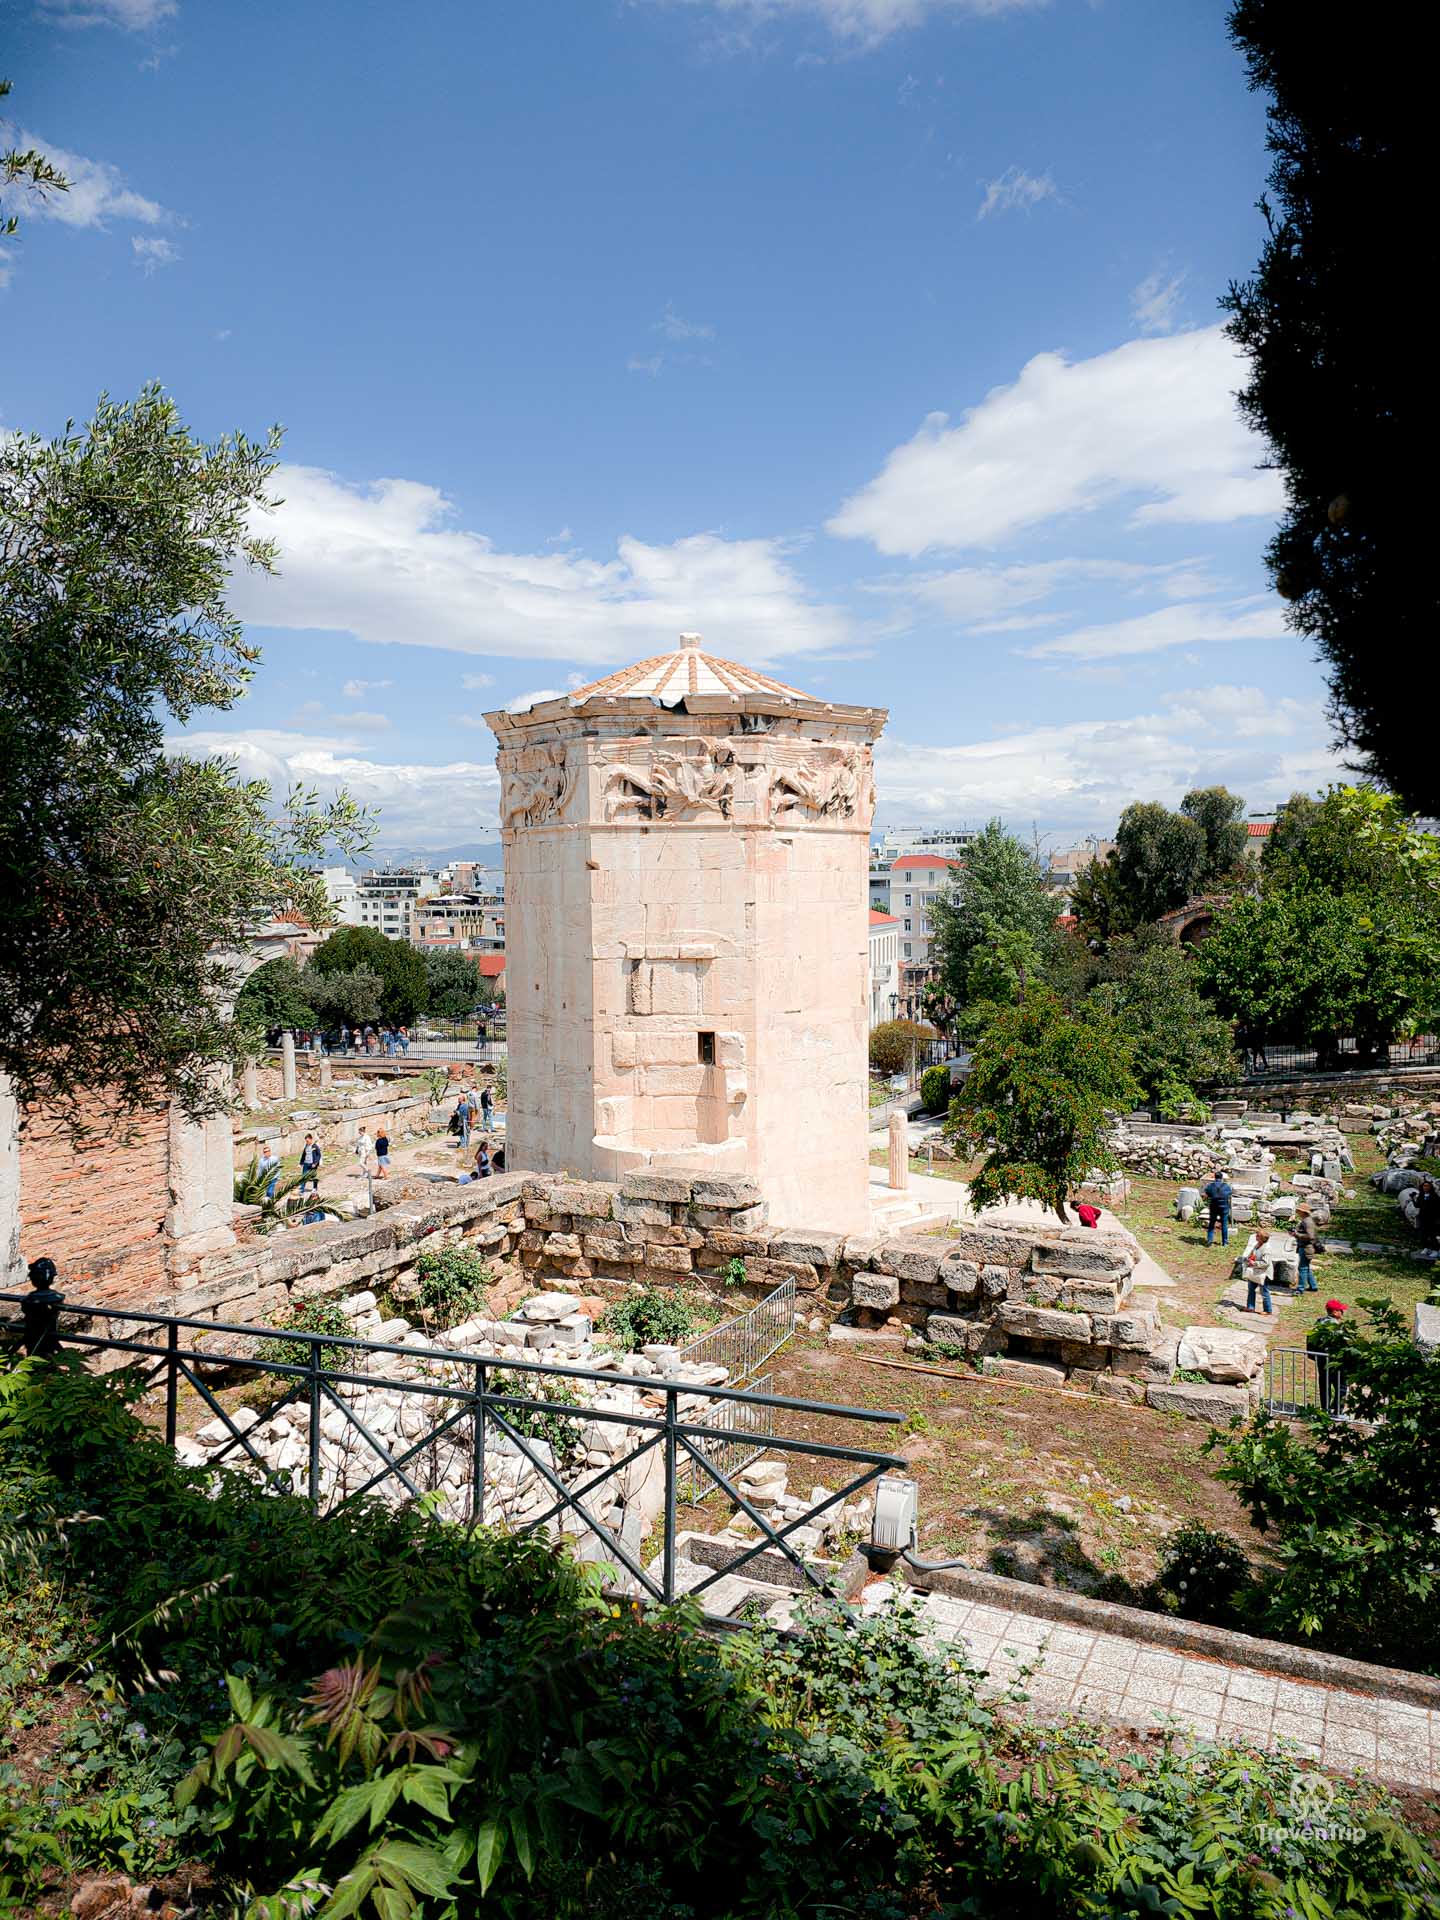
[474, 953, 506, 976]
[887, 854, 961, 871]
[1246, 820, 1275, 837]
[869, 909, 899, 925]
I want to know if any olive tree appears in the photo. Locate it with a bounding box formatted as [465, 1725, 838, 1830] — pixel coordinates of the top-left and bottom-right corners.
[0, 388, 371, 1133]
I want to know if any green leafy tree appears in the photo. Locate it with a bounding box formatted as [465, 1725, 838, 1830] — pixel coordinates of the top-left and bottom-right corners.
[1, 82, 68, 237]
[955, 920, 1046, 1044]
[0, 388, 371, 1132]
[424, 948, 484, 1020]
[868, 1019, 936, 1077]
[1068, 852, 1127, 948]
[944, 991, 1139, 1221]
[1224, 2, 1433, 810]
[1180, 786, 1248, 884]
[235, 958, 316, 1036]
[310, 926, 426, 1025]
[1261, 790, 1322, 871]
[928, 820, 1056, 1009]
[1198, 788, 1440, 1061]
[300, 964, 383, 1029]
[1111, 802, 1207, 926]
[1085, 940, 1237, 1117]
[1268, 785, 1440, 895]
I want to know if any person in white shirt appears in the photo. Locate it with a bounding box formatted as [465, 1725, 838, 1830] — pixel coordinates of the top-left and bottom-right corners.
[257, 1144, 281, 1199]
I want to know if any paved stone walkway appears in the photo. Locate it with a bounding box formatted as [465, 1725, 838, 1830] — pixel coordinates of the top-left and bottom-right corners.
[856, 1582, 1439, 1789]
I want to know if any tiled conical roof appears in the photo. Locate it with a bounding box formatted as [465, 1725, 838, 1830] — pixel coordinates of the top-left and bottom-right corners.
[566, 633, 811, 705]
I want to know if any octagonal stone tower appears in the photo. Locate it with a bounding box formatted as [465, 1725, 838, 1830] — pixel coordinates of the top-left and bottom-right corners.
[485, 635, 887, 1233]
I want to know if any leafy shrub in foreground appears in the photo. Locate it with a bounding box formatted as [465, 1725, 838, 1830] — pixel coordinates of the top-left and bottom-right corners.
[2, 1359, 1438, 1918]
[1206, 1296, 1440, 1669]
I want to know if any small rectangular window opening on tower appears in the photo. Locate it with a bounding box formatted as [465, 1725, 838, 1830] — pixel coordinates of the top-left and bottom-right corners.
[697, 1030, 716, 1066]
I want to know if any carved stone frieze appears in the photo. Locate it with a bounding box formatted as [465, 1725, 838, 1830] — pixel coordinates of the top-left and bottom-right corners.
[500, 744, 573, 830]
[604, 747, 735, 822]
[770, 746, 863, 821]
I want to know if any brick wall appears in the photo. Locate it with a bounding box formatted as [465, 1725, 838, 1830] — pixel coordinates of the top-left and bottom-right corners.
[18, 1102, 170, 1307]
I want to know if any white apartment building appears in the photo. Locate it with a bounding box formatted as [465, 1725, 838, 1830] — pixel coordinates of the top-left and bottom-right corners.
[872, 854, 960, 1010]
[318, 867, 360, 925]
[870, 825, 976, 908]
[351, 867, 441, 941]
[867, 910, 900, 1028]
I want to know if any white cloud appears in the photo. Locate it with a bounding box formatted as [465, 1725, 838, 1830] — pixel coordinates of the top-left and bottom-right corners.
[627, 353, 664, 377]
[38, 0, 177, 24]
[460, 671, 495, 690]
[1023, 597, 1286, 661]
[171, 728, 502, 847]
[342, 677, 393, 697]
[828, 326, 1284, 556]
[1132, 268, 1187, 335]
[10, 131, 168, 228]
[976, 167, 1058, 221]
[873, 689, 1343, 837]
[131, 233, 178, 271]
[507, 689, 566, 713]
[657, 302, 715, 342]
[233, 462, 853, 665]
[876, 556, 1192, 627]
[654, 0, 1046, 48]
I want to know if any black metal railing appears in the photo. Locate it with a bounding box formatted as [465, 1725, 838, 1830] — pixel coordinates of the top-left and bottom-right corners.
[1241, 1037, 1438, 1080]
[1263, 1346, 1345, 1418]
[274, 1027, 506, 1065]
[1, 1294, 902, 1608]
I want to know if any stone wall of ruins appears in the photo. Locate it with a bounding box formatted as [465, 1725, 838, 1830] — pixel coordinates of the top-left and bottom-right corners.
[14, 1162, 1252, 1423]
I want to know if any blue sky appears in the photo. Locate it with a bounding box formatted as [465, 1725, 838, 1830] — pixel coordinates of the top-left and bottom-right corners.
[4, 0, 1342, 852]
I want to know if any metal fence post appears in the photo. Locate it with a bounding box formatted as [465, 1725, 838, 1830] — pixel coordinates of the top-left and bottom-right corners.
[165, 1321, 179, 1447]
[470, 1358, 487, 1525]
[307, 1334, 322, 1510]
[663, 1384, 677, 1604]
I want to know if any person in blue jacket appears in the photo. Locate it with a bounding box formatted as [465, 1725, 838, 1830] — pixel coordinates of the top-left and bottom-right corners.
[1203, 1169, 1233, 1248]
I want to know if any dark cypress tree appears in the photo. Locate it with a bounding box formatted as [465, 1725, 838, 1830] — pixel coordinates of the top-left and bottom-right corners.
[1224, 3, 1433, 809]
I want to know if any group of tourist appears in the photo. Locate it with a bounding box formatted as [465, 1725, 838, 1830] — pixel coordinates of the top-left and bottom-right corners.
[1202, 1167, 1325, 1313]
[448, 1082, 502, 1179]
[333, 1024, 411, 1057]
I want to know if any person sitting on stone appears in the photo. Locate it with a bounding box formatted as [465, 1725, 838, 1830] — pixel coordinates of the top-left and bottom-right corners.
[1203, 1169, 1233, 1248]
[1242, 1227, 1275, 1316]
[474, 1139, 492, 1179]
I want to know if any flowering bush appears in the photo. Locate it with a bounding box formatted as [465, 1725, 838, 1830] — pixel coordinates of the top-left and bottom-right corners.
[1150, 1520, 1254, 1627]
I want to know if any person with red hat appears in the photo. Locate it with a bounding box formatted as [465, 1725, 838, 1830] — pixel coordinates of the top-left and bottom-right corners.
[1310, 1300, 1349, 1414]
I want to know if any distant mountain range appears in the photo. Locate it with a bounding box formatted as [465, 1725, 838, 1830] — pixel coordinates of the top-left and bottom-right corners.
[347, 842, 505, 873]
